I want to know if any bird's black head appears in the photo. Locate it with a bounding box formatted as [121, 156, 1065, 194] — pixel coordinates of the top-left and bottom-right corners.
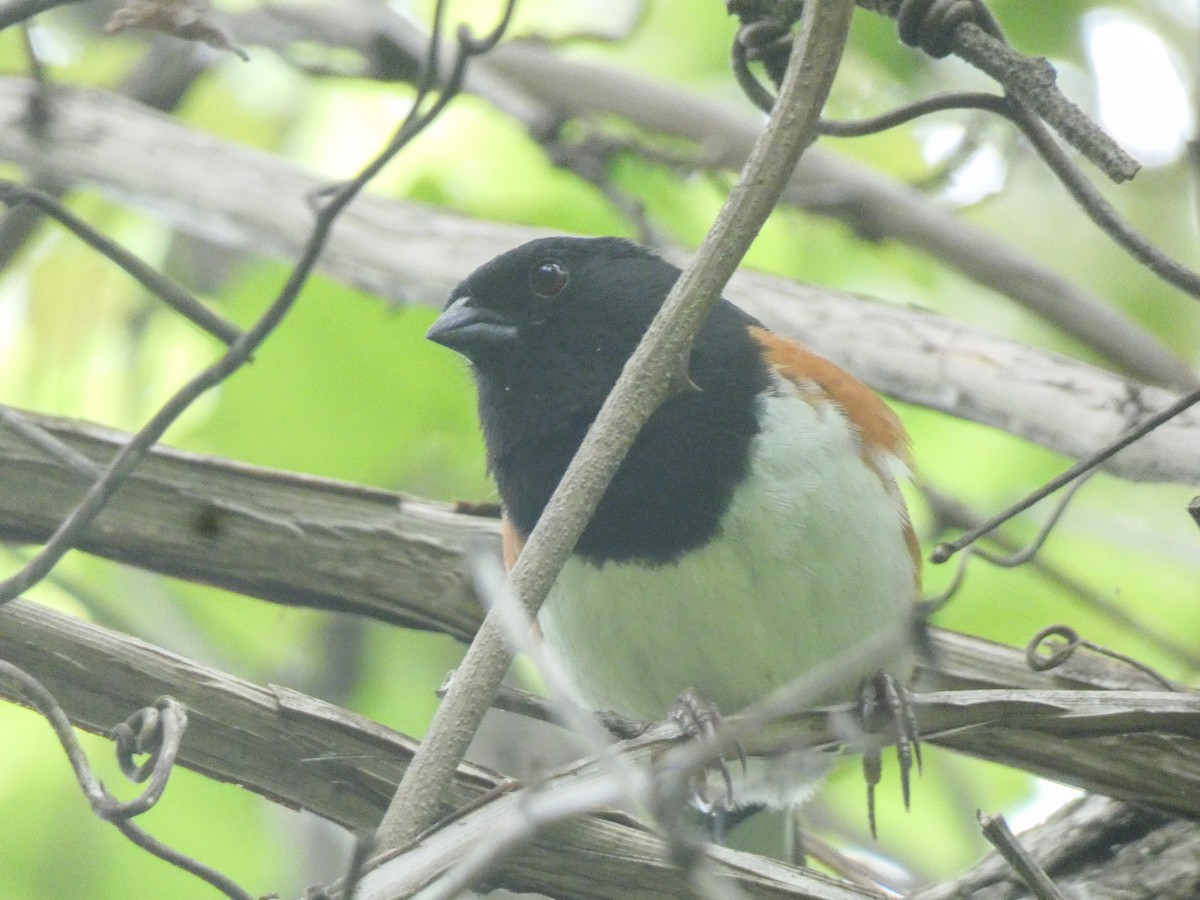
[429, 236, 674, 388]
[428, 236, 690, 446]
[427, 236, 768, 562]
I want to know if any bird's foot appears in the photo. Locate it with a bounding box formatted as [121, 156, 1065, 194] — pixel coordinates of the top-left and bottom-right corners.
[668, 688, 747, 815]
[858, 671, 921, 838]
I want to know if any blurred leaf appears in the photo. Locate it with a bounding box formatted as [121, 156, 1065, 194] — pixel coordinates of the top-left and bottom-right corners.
[183, 262, 490, 500]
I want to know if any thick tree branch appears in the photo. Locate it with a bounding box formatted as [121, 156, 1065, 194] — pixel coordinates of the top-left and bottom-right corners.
[0, 407, 491, 639]
[0, 62, 1192, 393]
[4, 407, 1197, 667]
[0, 600, 935, 899]
[224, 2, 1193, 389]
[0, 81, 1196, 483]
[3, 597, 1200, 899]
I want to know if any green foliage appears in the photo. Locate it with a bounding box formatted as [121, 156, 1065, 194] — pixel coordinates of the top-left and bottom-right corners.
[185, 262, 490, 497]
[1, 1, 1197, 897]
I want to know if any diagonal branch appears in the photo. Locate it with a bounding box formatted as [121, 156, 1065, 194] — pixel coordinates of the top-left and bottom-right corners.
[7, 17, 1184, 386]
[0, 180, 243, 344]
[374, 0, 859, 850]
[0, 0, 506, 607]
[0, 71, 1192, 392]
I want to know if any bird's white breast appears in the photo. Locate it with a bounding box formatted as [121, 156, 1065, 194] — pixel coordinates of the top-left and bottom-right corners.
[539, 379, 916, 723]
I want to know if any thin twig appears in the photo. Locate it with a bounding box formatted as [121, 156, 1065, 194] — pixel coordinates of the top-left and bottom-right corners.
[0, 662, 252, 899]
[733, 0, 1139, 180]
[1000, 102, 1200, 301]
[0, 181, 244, 344]
[922, 483, 1200, 670]
[339, 831, 377, 900]
[0, 0, 80, 29]
[819, 90, 1003, 136]
[373, 0, 858, 851]
[0, 659, 110, 805]
[952, 23, 1138, 183]
[1026, 624, 1178, 692]
[819, 82, 1200, 302]
[933, 387, 1200, 563]
[977, 811, 1068, 900]
[920, 474, 1092, 615]
[110, 817, 253, 900]
[737, 2, 1200, 303]
[0, 0, 474, 604]
[883, 0, 1140, 182]
[481, 681, 650, 740]
[0, 405, 101, 477]
[108, 697, 189, 816]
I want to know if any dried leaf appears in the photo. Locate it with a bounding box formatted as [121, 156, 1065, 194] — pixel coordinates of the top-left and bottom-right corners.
[104, 0, 248, 61]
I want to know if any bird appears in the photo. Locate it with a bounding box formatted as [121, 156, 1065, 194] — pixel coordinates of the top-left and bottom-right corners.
[427, 235, 921, 816]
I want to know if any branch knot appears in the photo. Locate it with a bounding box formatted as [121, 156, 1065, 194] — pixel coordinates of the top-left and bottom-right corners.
[896, 0, 988, 59]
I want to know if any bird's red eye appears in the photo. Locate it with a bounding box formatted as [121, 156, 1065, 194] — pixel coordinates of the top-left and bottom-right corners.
[529, 259, 569, 298]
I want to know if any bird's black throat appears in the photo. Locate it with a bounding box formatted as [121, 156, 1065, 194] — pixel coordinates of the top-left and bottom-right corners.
[476, 305, 770, 566]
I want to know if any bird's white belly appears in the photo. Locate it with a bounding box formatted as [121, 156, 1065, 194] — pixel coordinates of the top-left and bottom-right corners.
[539, 387, 916, 723]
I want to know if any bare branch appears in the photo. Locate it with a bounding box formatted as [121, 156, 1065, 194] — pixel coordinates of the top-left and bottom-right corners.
[1, 81, 1197, 481]
[726, 275, 1200, 485]
[6, 407, 1195, 692]
[0, 0, 80, 30]
[0, 406, 492, 638]
[0, 598, 881, 899]
[0, 662, 251, 899]
[0, 405, 100, 477]
[920, 484, 1200, 670]
[0, 180, 244, 344]
[375, 0, 858, 849]
[0, 0, 503, 606]
[842, 0, 1139, 181]
[478, 43, 1193, 390]
[932, 386, 1200, 562]
[1, 50, 1192, 392]
[6, 594, 1200, 896]
[976, 812, 1070, 900]
[916, 795, 1200, 900]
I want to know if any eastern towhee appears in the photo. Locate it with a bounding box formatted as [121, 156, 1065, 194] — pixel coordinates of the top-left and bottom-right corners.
[427, 236, 920, 810]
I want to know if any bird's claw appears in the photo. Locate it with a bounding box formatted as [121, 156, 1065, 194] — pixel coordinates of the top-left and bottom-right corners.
[669, 689, 746, 813]
[858, 672, 921, 838]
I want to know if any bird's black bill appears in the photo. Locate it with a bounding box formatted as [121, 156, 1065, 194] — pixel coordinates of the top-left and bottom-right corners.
[426, 295, 519, 354]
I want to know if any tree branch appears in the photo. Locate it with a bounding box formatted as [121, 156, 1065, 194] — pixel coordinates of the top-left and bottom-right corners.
[0, 406, 492, 639]
[237, 0, 1186, 387]
[374, 0, 858, 850]
[4, 407, 1198, 669]
[915, 795, 1200, 900]
[0, 180, 243, 344]
[4, 597, 1200, 898]
[0, 82, 1196, 482]
[1, 57, 1192, 392]
[471, 43, 1195, 391]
